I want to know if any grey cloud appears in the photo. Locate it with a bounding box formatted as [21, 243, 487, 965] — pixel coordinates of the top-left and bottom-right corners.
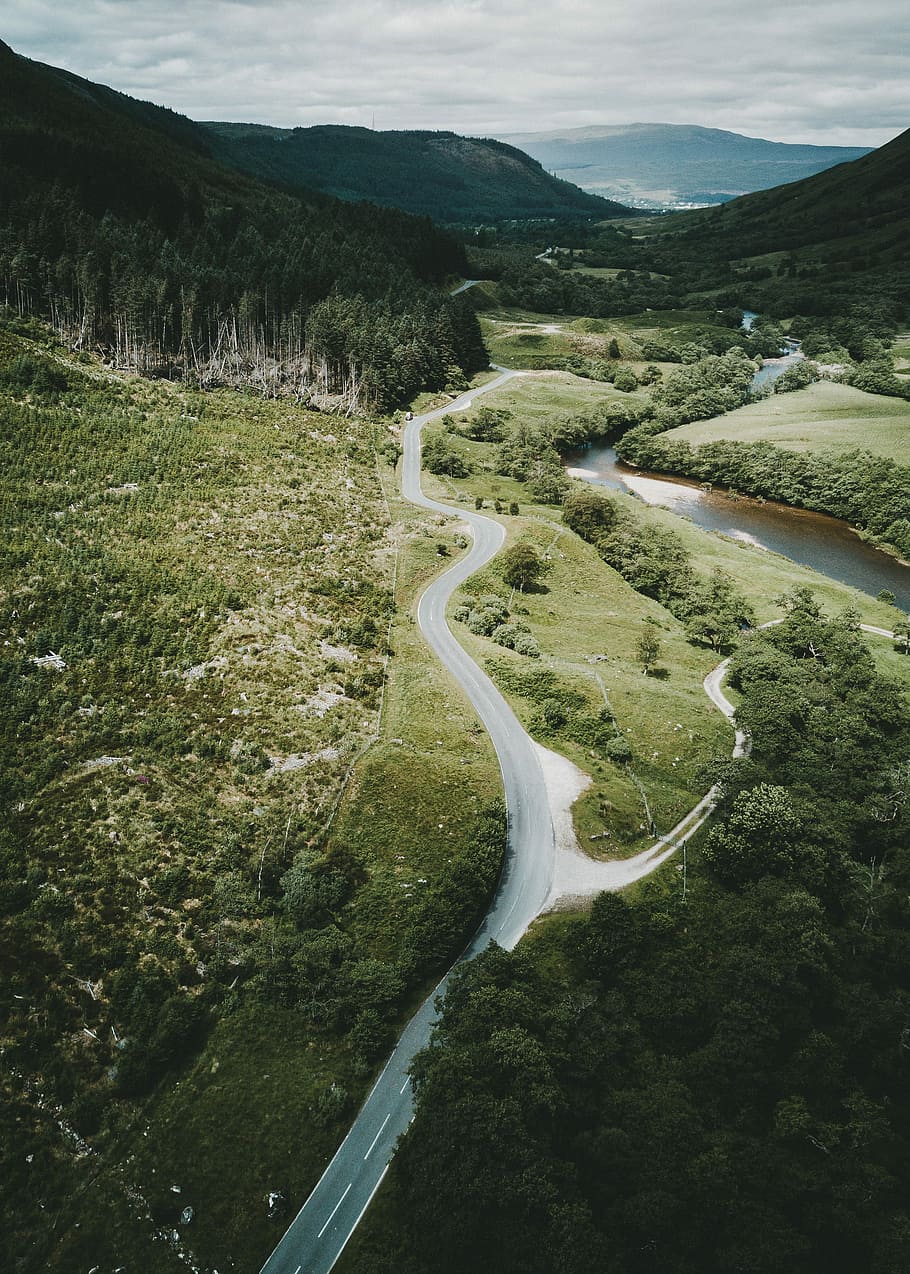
[6, 0, 907, 145]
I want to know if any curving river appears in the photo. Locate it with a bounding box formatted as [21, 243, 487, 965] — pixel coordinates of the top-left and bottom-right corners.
[563, 443, 910, 611]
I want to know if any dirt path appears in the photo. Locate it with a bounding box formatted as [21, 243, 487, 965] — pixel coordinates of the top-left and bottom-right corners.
[540, 621, 896, 910]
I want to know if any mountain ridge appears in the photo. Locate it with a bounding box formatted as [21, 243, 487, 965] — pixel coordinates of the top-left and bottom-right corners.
[0, 39, 489, 408]
[500, 121, 874, 207]
[201, 120, 637, 223]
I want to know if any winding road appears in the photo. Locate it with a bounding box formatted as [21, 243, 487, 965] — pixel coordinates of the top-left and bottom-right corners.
[260, 368, 558, 1274]
[259, 361, 900, 1274]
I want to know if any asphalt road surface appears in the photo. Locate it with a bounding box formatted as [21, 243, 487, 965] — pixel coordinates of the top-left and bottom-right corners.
[260, 370, 557, 1274]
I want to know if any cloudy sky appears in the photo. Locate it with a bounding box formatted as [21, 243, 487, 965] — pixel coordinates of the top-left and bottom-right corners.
[5, 0, 907, 147]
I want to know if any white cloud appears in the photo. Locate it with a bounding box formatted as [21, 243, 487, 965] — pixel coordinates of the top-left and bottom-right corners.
[5, 0, 908, 145]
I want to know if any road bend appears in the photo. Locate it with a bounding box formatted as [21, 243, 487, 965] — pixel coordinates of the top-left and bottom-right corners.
[260, 370, 556, 1274]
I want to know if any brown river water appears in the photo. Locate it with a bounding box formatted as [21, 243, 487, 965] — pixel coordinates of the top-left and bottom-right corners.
[563, 443, 910, 612]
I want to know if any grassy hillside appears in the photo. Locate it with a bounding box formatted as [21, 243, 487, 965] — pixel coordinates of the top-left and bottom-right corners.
[501, 122, 871, 208]
[0, 321, 506, 1271]
[203, 122, 636, 224]
[684, 125, 910, 256]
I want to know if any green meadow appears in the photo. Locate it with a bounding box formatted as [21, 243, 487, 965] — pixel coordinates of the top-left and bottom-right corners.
[663, 379, 910, 462]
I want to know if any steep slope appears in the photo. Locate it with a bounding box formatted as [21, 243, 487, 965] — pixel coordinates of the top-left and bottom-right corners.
[681, 125, 910, 254]
[202, 122, 636, 223]
[0, 38, 238, 227]
[502, 122, 872, 207]
[668, 125, 910, 316]
[0, 40, 486, 407]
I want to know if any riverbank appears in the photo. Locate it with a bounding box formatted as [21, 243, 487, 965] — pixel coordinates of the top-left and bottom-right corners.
[565, 441, 910, 610]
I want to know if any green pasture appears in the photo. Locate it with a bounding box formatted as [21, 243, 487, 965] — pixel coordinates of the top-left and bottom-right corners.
[664, 380, 910, 463]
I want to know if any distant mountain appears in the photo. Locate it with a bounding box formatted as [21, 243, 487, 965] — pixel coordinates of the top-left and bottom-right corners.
[202, 122, 636, 224]
[501, 123, 873, 208]
[0, 40, 488, 407]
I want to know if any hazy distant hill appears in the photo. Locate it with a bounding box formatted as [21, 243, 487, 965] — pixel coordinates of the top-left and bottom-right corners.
[682, 125, 909, 252]
[501, 123, 872, 208]
[202, 122, 636, 223]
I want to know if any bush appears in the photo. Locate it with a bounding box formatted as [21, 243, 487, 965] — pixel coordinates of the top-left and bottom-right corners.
[491, 621, 530, 650]
[399, 802, 506, 980]
[512, 633, 541, 658]
[603, 736, 633, 764]
[350, 1010, 393, 1069]
[526, 464, 570, 504]
[500, 543, 546, 591]
[537, 697, 568, 729]
[423, 432, 471, 477]
[312, 1082, 351, 1128]
[281, 852, 350, 928]
[563, 487, 618, 542]
[773, 360, 817, 393]
[612, 366, 639, 393]
[0, 354, 69, 397]
[467, 609, 499, 636]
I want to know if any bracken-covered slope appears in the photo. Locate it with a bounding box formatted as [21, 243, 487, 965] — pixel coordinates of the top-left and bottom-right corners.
[202, 122, 637, 224]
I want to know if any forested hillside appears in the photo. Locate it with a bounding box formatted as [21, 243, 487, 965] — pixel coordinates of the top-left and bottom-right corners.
[0, 40, 487, 409]
[353, 594, 910, 1274]
[484, 126, 910, 327]
[202, 123, 634, 224]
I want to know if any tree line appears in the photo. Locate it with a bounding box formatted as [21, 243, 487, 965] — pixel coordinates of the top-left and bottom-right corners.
[353, 593, 910, 1274]
[562, 486, 754, 651]
[0, 41, 488, 409]
[616, 429, 910, 559]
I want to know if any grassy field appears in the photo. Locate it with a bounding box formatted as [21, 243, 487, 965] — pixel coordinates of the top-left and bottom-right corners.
[326, 464, 501, 961]
[449, 515, 732, 854]
[479, 305, 749, 372]
[608, 308, 746, 346]
[480, 314, 579, 367]
[662, 379, 910, 462]
[571, 264, 669, 281]
[445, 367, 650, 428]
